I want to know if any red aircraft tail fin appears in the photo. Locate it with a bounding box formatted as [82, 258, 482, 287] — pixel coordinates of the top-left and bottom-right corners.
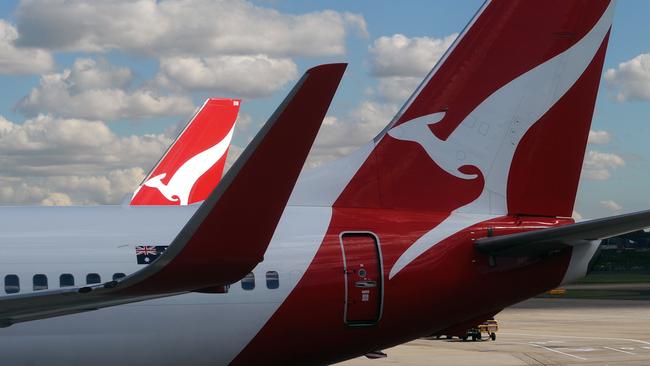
[341, 1, 615, 218]
[130, 98, 240, 206]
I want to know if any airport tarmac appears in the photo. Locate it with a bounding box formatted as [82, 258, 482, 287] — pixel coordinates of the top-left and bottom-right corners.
[337, 298, 650, 365]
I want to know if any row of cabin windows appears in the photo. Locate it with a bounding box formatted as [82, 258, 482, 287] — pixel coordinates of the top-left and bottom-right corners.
[3, 271, 279, 294]
[3, 273, 126, 294]
[241, 271, 279, 290]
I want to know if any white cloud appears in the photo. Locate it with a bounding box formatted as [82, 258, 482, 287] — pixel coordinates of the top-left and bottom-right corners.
[600, 199, 622, 212]
[376, 76, 423, 103]
[604, 53, 650, 102]
[0, 114, 176, 204]
[582, 150, 625, 180]
[0, 168, 146, 205]
[369, 33, 456, 77]
[40, 192, 72, 206]
[15, 0, 367, 58]
[588, 130, 611, 145]
[307, 101, 398, 167]
[367, 33, 456, 103]
[16, 58, 194, 120]
[156, 55, 298, 97]
[0, 20, 53, 75]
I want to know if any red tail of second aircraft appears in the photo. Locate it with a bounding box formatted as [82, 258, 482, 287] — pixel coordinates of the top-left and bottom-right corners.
[130, 98, 240, 206]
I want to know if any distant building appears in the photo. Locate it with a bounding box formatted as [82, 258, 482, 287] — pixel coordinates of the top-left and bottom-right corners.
[590, 231, 650, 273]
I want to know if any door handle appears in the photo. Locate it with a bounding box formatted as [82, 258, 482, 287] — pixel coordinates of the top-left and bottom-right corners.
[354, 280, 377, 288]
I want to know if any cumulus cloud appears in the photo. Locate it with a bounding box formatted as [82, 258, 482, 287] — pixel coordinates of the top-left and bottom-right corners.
[0, 168, 147, 205]
[15, 0, 367, 58]
[0, 114, 175, 204]
[307, 101, 398, 167]
[588, 130, 611, 145]
[0, 20, 53, 74]
[604, 53, 650, 102]
[156, 55, 298, 97]
[40, 192, 72, 206]
[16, 58, 194, 120]
[375, 76, 423, 104]
[600, 199, 622, 212]
[367, 33, 456, 103]
[582, 150, 625, 180]
[369, 33, 457, 77]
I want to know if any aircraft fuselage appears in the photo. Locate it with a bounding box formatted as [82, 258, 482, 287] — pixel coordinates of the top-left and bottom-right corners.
[0, 204, 586, 365]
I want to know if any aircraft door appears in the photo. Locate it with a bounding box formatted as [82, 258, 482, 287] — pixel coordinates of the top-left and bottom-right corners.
[340, 232, 383, 325]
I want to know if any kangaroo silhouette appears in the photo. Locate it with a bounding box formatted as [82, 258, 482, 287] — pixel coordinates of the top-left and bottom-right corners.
[144, 125, 235, 205]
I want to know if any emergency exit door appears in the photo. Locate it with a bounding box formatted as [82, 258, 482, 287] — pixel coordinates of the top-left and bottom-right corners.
[340, 232, 383, 325]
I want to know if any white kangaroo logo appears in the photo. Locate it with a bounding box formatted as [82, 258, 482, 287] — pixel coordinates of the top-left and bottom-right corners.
[387, 2, 614, 279]
[143, 125, 236, 205]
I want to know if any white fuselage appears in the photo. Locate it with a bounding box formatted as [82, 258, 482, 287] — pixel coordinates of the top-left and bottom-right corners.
[0, 204, 330, 366]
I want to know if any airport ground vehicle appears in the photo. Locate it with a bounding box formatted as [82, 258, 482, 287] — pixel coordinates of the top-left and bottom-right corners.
[467, 319, 498, 341]
[434, 319, 498, 341]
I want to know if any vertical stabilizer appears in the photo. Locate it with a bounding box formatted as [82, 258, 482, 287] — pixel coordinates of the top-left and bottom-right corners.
[130, 98, 240, 206]
[337, 1, 615, 218]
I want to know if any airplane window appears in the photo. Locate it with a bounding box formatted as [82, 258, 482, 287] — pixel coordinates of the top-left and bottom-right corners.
[60, 273, 75, 287]
[4, 274, 19, 294]
[241, 272, 255, 290]
[266, 271, 279, 289]
[113, 273, 126, 281]
[86, 273, 101, 285]
[33, 274, 48, 291]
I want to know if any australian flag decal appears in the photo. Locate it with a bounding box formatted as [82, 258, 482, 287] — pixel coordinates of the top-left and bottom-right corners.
[135, 245, 169, 264]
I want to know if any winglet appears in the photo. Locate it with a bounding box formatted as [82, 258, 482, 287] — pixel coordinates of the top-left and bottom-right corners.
[124, 63, 348, 294]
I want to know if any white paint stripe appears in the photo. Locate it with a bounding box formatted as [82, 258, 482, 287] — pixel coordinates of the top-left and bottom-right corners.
[603, 346, 636, 355]
[500, 332, 650, 346]
[389, 212, 497, 279]
[526, 343, 587, 361]
[559, 347, 599, 352]
[222, 206, 333, 365]
[529, 340, 565, 345]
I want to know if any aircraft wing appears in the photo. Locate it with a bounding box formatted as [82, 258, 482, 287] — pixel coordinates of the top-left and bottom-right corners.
[475, 210, 650, 257]
[0, 63, 347, 327]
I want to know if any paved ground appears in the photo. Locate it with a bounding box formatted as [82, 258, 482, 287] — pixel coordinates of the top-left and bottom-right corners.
[337, 298, 650, 365]
[564, 283, 650, 290]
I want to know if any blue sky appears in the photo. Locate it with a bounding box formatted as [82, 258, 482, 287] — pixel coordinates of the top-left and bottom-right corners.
[0, 0, 648, 218]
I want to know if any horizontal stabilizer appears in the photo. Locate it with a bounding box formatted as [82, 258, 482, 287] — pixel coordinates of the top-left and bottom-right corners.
[0, 63, 347, 326]
[475, 210, 650, 257]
